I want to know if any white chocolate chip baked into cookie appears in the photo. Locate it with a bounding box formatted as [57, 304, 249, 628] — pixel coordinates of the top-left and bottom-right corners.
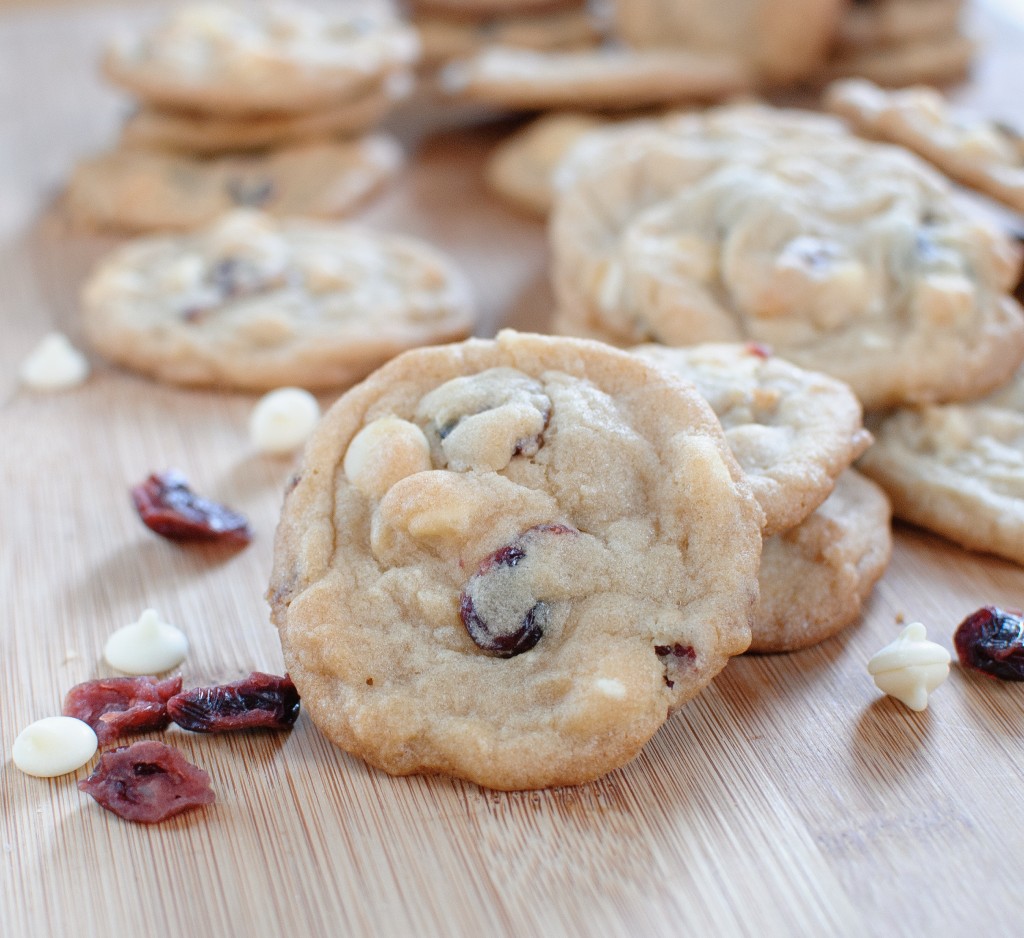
[632, 343, 871, 535]
[81, 210, 475, 391]
[103, 3, 419, 115]
[552, 104, 1024, 410]
[857, 365, 1024, 566]
[825, 79, 1024, 215]
[267, 330, 764, 790]
[66, 137, 403, 233]
[753, 470, 892, 653]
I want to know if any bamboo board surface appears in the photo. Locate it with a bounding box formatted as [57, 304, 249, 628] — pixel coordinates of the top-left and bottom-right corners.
[2, 2, 1024, 936]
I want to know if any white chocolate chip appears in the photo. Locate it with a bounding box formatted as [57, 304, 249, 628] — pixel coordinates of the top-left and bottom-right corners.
[249, 387, 321, 454]
[103, 608, 189, 675]
[594, 677, 627, 699]
[12, 717, 98, 777]
[19, 333, 90, 392]
[867, 622, 950, 711]
[344, 416, 432, 499]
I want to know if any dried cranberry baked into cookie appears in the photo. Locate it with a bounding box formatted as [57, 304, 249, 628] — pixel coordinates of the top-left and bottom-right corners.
[267, 331, 763, 789]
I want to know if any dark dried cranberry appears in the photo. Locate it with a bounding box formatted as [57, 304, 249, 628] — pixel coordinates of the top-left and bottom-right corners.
[78, 740, 215, 824]
[654, 643, 697, 689]
[1012, 230, 1024, 305]
[131, 470, 252, 546]
[167, 672, 300, 732]
[63, 675, 182, 746]
[954, 606, 1024, 681]
[460, 524, 576, 658]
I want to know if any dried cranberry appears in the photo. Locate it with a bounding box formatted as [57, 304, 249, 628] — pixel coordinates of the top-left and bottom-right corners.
[654, 643, 697, 689]
[460, 524, 576, 658]
[63, 675, 182, 746]
[131, 470, 251, 546]
[1012, 230, 1024, 305]
[78, 740, 215, 824]
[954, 606, 1024, 681]
[168, 672, 300, 732]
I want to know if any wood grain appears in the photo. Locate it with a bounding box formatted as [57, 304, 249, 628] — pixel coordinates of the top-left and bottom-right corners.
[3, 2, 1024, 936]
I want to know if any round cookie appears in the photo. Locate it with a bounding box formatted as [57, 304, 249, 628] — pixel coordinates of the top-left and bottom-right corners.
[825, 78, 1024, 215]
[267, 330, 764, 789]
[120, 73, 413, 156]
[857, 365, 1024, 566]
[551, 104, 1024, 410]
[103, 4, 420, 115]
[752, 470, 892, 653]
[485, 112, 608, 216]
[440, 47, 752, 111]
[81, 210, 475, 391]
[632, 343, 871, 535]
[611, 0, 846, 86]
[66, 137, 403, 233]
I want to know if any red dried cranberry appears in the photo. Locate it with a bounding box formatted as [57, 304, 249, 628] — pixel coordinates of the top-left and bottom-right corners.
[167, 672, 300, 732]
[78, 740, 215, 824]
[745, 342, 772, 359]
[460, 524, 576, 658]
[954, 606, 1024, 681]
[654, 643, 697, 689]
[131, 470, 251, 546]
[63, 675, 182, 746]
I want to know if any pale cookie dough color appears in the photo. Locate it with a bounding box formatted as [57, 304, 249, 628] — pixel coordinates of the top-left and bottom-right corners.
[752, 470, 892, 653]
[857, 365, 1024, 566]
[104, 609, 189, 674]
[441, 47, 751, 111]
[250, 387, 321, 454]
[19, 332, 90, 391]
[633, 343, 871, 535]
[825, 79, 1024, 215]
[103, 3, 420, 115]
[867, 622, 950, 711]
[81, 210, 475, 391]
[268, 330, 763, 790]
[66, 137, 403, 234]
[12, 717, 98, 778]
[552, 104, 1024, 410]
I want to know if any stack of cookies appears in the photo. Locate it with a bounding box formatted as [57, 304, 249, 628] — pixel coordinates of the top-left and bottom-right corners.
[816, 0, 973, 87]
[409, 0, 607, 70]
[67, 2, 421, 232]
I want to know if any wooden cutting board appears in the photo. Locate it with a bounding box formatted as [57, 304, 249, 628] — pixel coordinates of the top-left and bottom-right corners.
[3, 2, 1024, 935]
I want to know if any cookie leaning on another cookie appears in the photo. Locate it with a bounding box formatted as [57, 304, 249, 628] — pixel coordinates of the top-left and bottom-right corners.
[81, 210, 475, 391]
[632, 343, 871, 536]
[268, 330, 764, 790]
[752, 470, 892, 653]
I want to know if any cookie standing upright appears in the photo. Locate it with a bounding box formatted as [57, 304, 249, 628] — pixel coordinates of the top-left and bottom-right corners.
[267, 330, 764, 789]
[551, 103, 1024, 411]
[81, 210, 475, 391]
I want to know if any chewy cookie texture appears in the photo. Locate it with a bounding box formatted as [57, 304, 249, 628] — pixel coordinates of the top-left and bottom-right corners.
[268, 331, 764, 789]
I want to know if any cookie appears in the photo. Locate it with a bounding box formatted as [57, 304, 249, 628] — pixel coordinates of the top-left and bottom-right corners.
[815, 30, 975, 88]
[611, 0, 846, 86]
[835, 0, 964, 50]
[825, 78, 1024, 215]
[416, 8, 603, 67]
[120, 73, 413, 156]
[81, 209, 475, 391]
[752, 470, 892, 653]
[485, 112, 608, 216]
[267, 329, 764, 789]
[66, 137, 403, 233]
[103, 3, 419, 115]
[551, 104, 1024, 410]
[441, 46, 752, 111]
[857, 365, 1024, 566]
[632, 343, 871, 535]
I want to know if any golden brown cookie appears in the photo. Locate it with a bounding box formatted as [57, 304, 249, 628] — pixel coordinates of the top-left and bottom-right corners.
[267, 330, 764, 789]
